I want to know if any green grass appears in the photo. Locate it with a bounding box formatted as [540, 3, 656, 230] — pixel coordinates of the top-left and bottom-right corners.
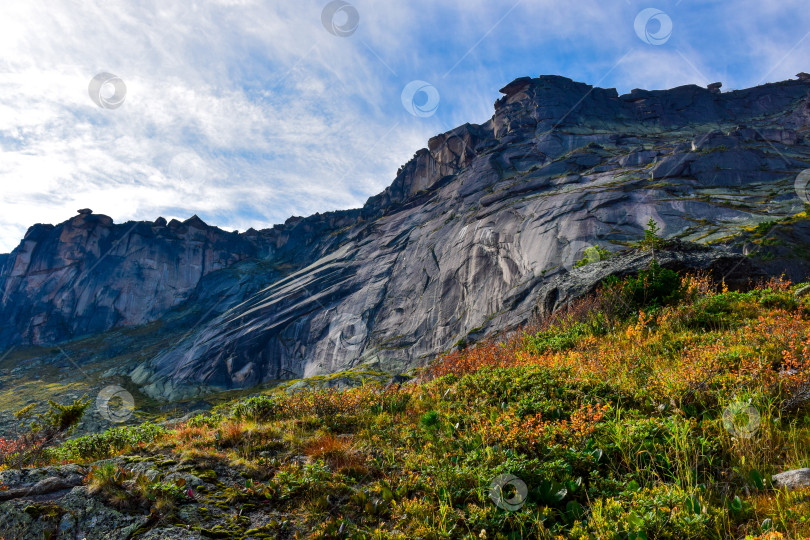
[3, 272, 810, 539]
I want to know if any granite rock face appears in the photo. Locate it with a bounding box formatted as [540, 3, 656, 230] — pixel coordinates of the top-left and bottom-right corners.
[772, 468, 810, 491]
[0, 213, 270, 346]
[0, 210, 360, 348]
[3, 75, 810, 400]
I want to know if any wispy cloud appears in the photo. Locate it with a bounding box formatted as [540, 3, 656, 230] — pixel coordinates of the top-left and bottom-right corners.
[0, 0, 808, 252]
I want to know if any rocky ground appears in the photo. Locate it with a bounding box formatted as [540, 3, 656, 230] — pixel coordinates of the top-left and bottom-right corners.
[3, 459, 808, 539]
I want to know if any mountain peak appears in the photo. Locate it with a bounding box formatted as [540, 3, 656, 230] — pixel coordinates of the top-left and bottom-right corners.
[2, 75, 810, 400]
[183, 214, 208, 228]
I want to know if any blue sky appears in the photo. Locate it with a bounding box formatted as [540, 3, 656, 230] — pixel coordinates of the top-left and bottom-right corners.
[0, 0, 808, 252]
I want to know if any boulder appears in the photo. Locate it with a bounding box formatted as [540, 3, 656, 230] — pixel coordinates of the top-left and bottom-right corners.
[794, 284, 810, 299]
[772, 468, 810, 491]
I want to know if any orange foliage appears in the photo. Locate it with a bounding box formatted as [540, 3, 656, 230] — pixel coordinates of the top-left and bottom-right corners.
[303, 433, 364, 470]
[425, 281, 810, 409]
[681, 273, 715, 300]
[477, 403, 609, 453]
[625, 311, 653, 340]
[218, 421, 247, 448]
[280, 385, 408, 418]
[426, 338, 523, 379]
[303, 433, 349, 458]
[175, 424, 209, 443]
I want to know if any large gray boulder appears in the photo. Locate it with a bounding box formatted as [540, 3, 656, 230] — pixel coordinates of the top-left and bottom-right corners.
[772, 468, 810, 491]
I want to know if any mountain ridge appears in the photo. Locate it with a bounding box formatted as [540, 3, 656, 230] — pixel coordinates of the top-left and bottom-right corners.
[3, 73, 810, 401]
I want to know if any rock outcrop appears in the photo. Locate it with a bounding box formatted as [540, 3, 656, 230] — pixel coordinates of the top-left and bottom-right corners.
[0, 210, 362, 347]
[0, 213, 271, 346]
[534, 241, 765, 318]
[3, 75, 810, 400]
[772, 468, 810, 491]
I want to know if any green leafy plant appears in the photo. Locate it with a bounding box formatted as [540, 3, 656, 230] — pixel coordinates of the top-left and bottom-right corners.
[524, 322, 590, 354]
[232, 395, 282, 422]
[604, 260, 682, 312]
[46, 422, 166, 462]
[574, 244, 612, 267]
[420, 410, 440, 430]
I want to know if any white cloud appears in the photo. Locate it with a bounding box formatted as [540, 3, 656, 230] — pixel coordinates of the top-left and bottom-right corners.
[1, 0, 809, 252]
[0, 0, 431, 251]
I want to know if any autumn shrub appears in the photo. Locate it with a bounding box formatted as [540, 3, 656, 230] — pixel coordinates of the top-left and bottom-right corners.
[280, 386, 389, 420]
[2, 398, 91, 468]
[477, 403, 608, 456]
[47, 422, 166, 462]
[232, 394, 282, 422]
[426, 339, 520, 379]
[217, 421, 248, 448]
[173, 423, 214, 450]
[302, 433, 362, 470]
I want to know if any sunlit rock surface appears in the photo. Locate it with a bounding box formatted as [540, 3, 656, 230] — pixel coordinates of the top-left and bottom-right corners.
[3, 75, 810, 399]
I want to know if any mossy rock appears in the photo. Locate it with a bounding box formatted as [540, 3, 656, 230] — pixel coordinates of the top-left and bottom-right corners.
[23, 502, 64, 521]
[193, 469, 218, 483]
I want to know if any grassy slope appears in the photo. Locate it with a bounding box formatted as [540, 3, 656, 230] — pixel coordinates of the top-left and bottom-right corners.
[8, 266, 810, 539]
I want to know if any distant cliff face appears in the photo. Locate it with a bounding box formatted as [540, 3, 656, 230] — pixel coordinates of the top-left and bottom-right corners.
[0, 209, 361, 347]
[0, 213, 264, 346]
[3, 75, 810, 400]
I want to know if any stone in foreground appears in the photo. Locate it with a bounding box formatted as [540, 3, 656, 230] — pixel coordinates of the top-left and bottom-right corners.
[772, 468, 810, 491]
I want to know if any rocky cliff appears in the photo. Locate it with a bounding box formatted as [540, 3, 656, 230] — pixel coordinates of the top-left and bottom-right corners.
[0, 208, 367, 348]
[3, 75, 810, 400]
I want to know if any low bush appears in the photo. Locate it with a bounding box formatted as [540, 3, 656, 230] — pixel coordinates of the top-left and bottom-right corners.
[1, 397, 90, 468]
[607, 260, 682, 312]
[47, 422, 167, 462]
[232, 394, 282, 422]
